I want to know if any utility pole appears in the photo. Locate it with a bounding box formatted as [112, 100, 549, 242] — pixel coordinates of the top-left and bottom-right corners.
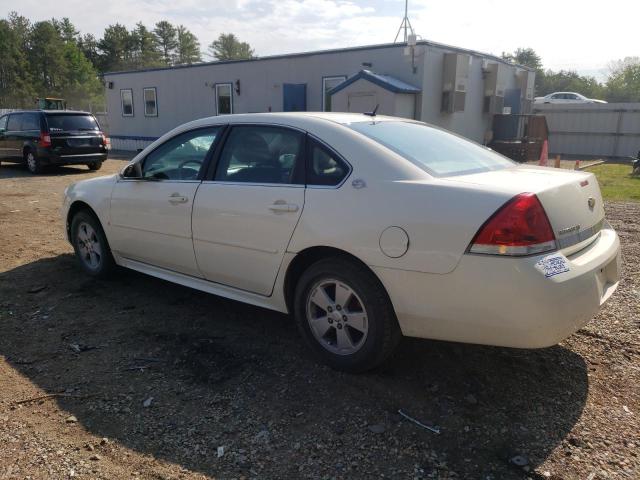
[394, 0, 415, 43]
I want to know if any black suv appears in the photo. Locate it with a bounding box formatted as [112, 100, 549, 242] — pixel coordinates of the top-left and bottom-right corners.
[0, 110, 108, 174]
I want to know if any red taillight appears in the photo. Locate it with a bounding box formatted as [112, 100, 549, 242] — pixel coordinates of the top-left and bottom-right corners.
[39, 132, 51, 148]
[101, 133, 111, 149]
[469, 193, 556, 256]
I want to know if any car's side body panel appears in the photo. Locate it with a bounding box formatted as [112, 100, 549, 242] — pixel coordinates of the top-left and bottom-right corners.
[192, 182, 306, 295]
[109, 179, 203, 277]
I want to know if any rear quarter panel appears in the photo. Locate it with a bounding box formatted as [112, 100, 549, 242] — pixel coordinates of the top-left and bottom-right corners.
[289, 178, 513, 274]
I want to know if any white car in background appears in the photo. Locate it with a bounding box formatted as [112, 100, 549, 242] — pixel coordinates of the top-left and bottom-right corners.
[61, 113, 621, 372]
[534, 92, 607, 104]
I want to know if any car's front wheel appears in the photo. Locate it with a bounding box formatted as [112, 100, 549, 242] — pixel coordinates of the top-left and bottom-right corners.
[294, 257, 401, 372]
[70, 211, 116, 277]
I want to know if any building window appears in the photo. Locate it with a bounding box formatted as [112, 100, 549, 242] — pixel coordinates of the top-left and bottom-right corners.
[216, 83, 233, 115]
[322, 76, 346, 112]
[121, 89, 134, 117]
[143, 87, 157, 117]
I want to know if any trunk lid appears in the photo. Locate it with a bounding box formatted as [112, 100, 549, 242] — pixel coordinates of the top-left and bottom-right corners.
[445, 165, 605, 250]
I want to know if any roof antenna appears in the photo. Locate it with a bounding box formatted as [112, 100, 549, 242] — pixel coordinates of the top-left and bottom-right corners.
[364, 104, 379, 117]
[394, 0, 415, 43]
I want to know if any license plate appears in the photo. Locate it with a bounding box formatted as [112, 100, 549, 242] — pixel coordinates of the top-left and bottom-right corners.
[67, 138, 91, 147]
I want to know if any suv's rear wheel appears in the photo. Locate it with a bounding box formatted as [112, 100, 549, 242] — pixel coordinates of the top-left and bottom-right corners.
[25, 150, 43, 174]
[87, 161, 102, 171]
[294, 257, 401, 372]
[70, 211, 116, 277]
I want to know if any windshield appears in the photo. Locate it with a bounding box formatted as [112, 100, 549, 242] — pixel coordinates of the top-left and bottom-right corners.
[348, 121, 514, 177]
[45, 114, 99, 132]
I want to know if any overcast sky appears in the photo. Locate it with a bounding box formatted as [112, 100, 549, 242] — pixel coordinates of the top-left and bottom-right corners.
[2, 0, 637, 79]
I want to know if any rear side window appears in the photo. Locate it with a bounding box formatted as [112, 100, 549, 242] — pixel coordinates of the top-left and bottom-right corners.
[7, 114, 21, 131]
[21, 113, 41, 131]
[46, 114, 99, 132]
[306, 139, 350, 186]
[348, 121, 514, 177]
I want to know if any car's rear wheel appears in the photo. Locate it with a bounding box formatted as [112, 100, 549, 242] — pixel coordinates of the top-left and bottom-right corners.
[87, 161, 102, 171]
[70, 211, 116, 277]
[294, 257, 401, 372]
[25, 150, 43, 174]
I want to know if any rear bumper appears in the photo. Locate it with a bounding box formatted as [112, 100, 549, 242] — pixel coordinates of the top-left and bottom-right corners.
[373, 223, 621, 348]
[38, 149, 107, 165]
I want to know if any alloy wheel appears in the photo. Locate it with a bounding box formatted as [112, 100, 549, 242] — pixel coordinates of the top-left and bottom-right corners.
[76, 222, 103, 270]
[306, 279, 369, 355]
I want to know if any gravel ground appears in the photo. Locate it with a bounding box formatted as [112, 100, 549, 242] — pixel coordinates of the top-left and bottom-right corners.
[0, 159, 638, 480]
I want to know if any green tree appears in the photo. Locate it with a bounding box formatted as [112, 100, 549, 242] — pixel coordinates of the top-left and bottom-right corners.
[52, 17, 78, 43]
[537, 70, 604, 99]
[176, 25, 201, 64]
[78, 33, 99, 67]
[0, 19, 34, 107]
[605, 57, 640, 102]
[207, 33, 254, 61]
[28, 21, 67, 92]
[153, 21, 177, 64]
[7, 11, 30, 51]
[132, 22, 163, 68]
[502, 47, 543, 71]
[97, 23, 132, 71]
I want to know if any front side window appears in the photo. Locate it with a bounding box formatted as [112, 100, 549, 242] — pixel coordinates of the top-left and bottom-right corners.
[45, 114, 99, 132]
[121, 89, 134, 116]
[322, 76, 346, 112]
[144, 87, 157, 117]
[215, 126, 304, 184]
[348, 121, 514, 177]
[0, 115, 8, 130]
[307, 139, 350, 186]
[7, 114, 22, 131]
[21, 113, 41, 131]
[142, 127, 221, 181]
[216, 84, 233, 115]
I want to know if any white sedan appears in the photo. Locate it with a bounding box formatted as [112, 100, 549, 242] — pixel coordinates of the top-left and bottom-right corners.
[534, 92, 607, 104]
[62, 113, 621, 372]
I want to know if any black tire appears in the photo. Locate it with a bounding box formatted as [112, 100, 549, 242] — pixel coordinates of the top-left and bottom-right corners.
[70, 210, 116, 278]
[25, 149, 44, 174]
[87, 161, 103, 171]
[294, 257, 402, 373]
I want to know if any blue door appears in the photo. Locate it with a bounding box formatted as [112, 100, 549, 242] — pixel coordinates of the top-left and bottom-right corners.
[283, 84, 307, 112]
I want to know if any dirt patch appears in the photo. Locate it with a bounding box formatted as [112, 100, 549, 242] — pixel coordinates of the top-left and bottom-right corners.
[1, 160, 638, 479]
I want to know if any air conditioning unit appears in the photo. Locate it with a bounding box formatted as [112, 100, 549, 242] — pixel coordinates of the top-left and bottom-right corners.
[483, 62, 507, 114]
[516, 69, 536, 101]
[441, 53, 470, 113]
[516, 69, 536, 113]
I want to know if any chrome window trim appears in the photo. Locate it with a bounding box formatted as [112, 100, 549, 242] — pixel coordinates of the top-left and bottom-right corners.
[117, 178, 201, 184]
[201, 180, 304, 188]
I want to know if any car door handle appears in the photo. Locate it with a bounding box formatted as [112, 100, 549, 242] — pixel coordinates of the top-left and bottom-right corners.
[168, 193, 189, 204]
[269, 201, 299, 213]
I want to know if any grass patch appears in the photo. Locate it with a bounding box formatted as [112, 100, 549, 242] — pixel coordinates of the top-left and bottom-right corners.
[584, 163, 640, 202]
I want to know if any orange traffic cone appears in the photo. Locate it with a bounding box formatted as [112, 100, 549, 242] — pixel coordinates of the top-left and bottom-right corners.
[539, 140, 548, 166]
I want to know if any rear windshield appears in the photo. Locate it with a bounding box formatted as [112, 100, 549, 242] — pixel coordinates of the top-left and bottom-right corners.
[348, 121, 514, 177]
[45, 114, 99, 133]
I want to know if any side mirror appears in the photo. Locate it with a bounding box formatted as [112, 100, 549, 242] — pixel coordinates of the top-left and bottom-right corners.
[122, 162, 143, 179]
